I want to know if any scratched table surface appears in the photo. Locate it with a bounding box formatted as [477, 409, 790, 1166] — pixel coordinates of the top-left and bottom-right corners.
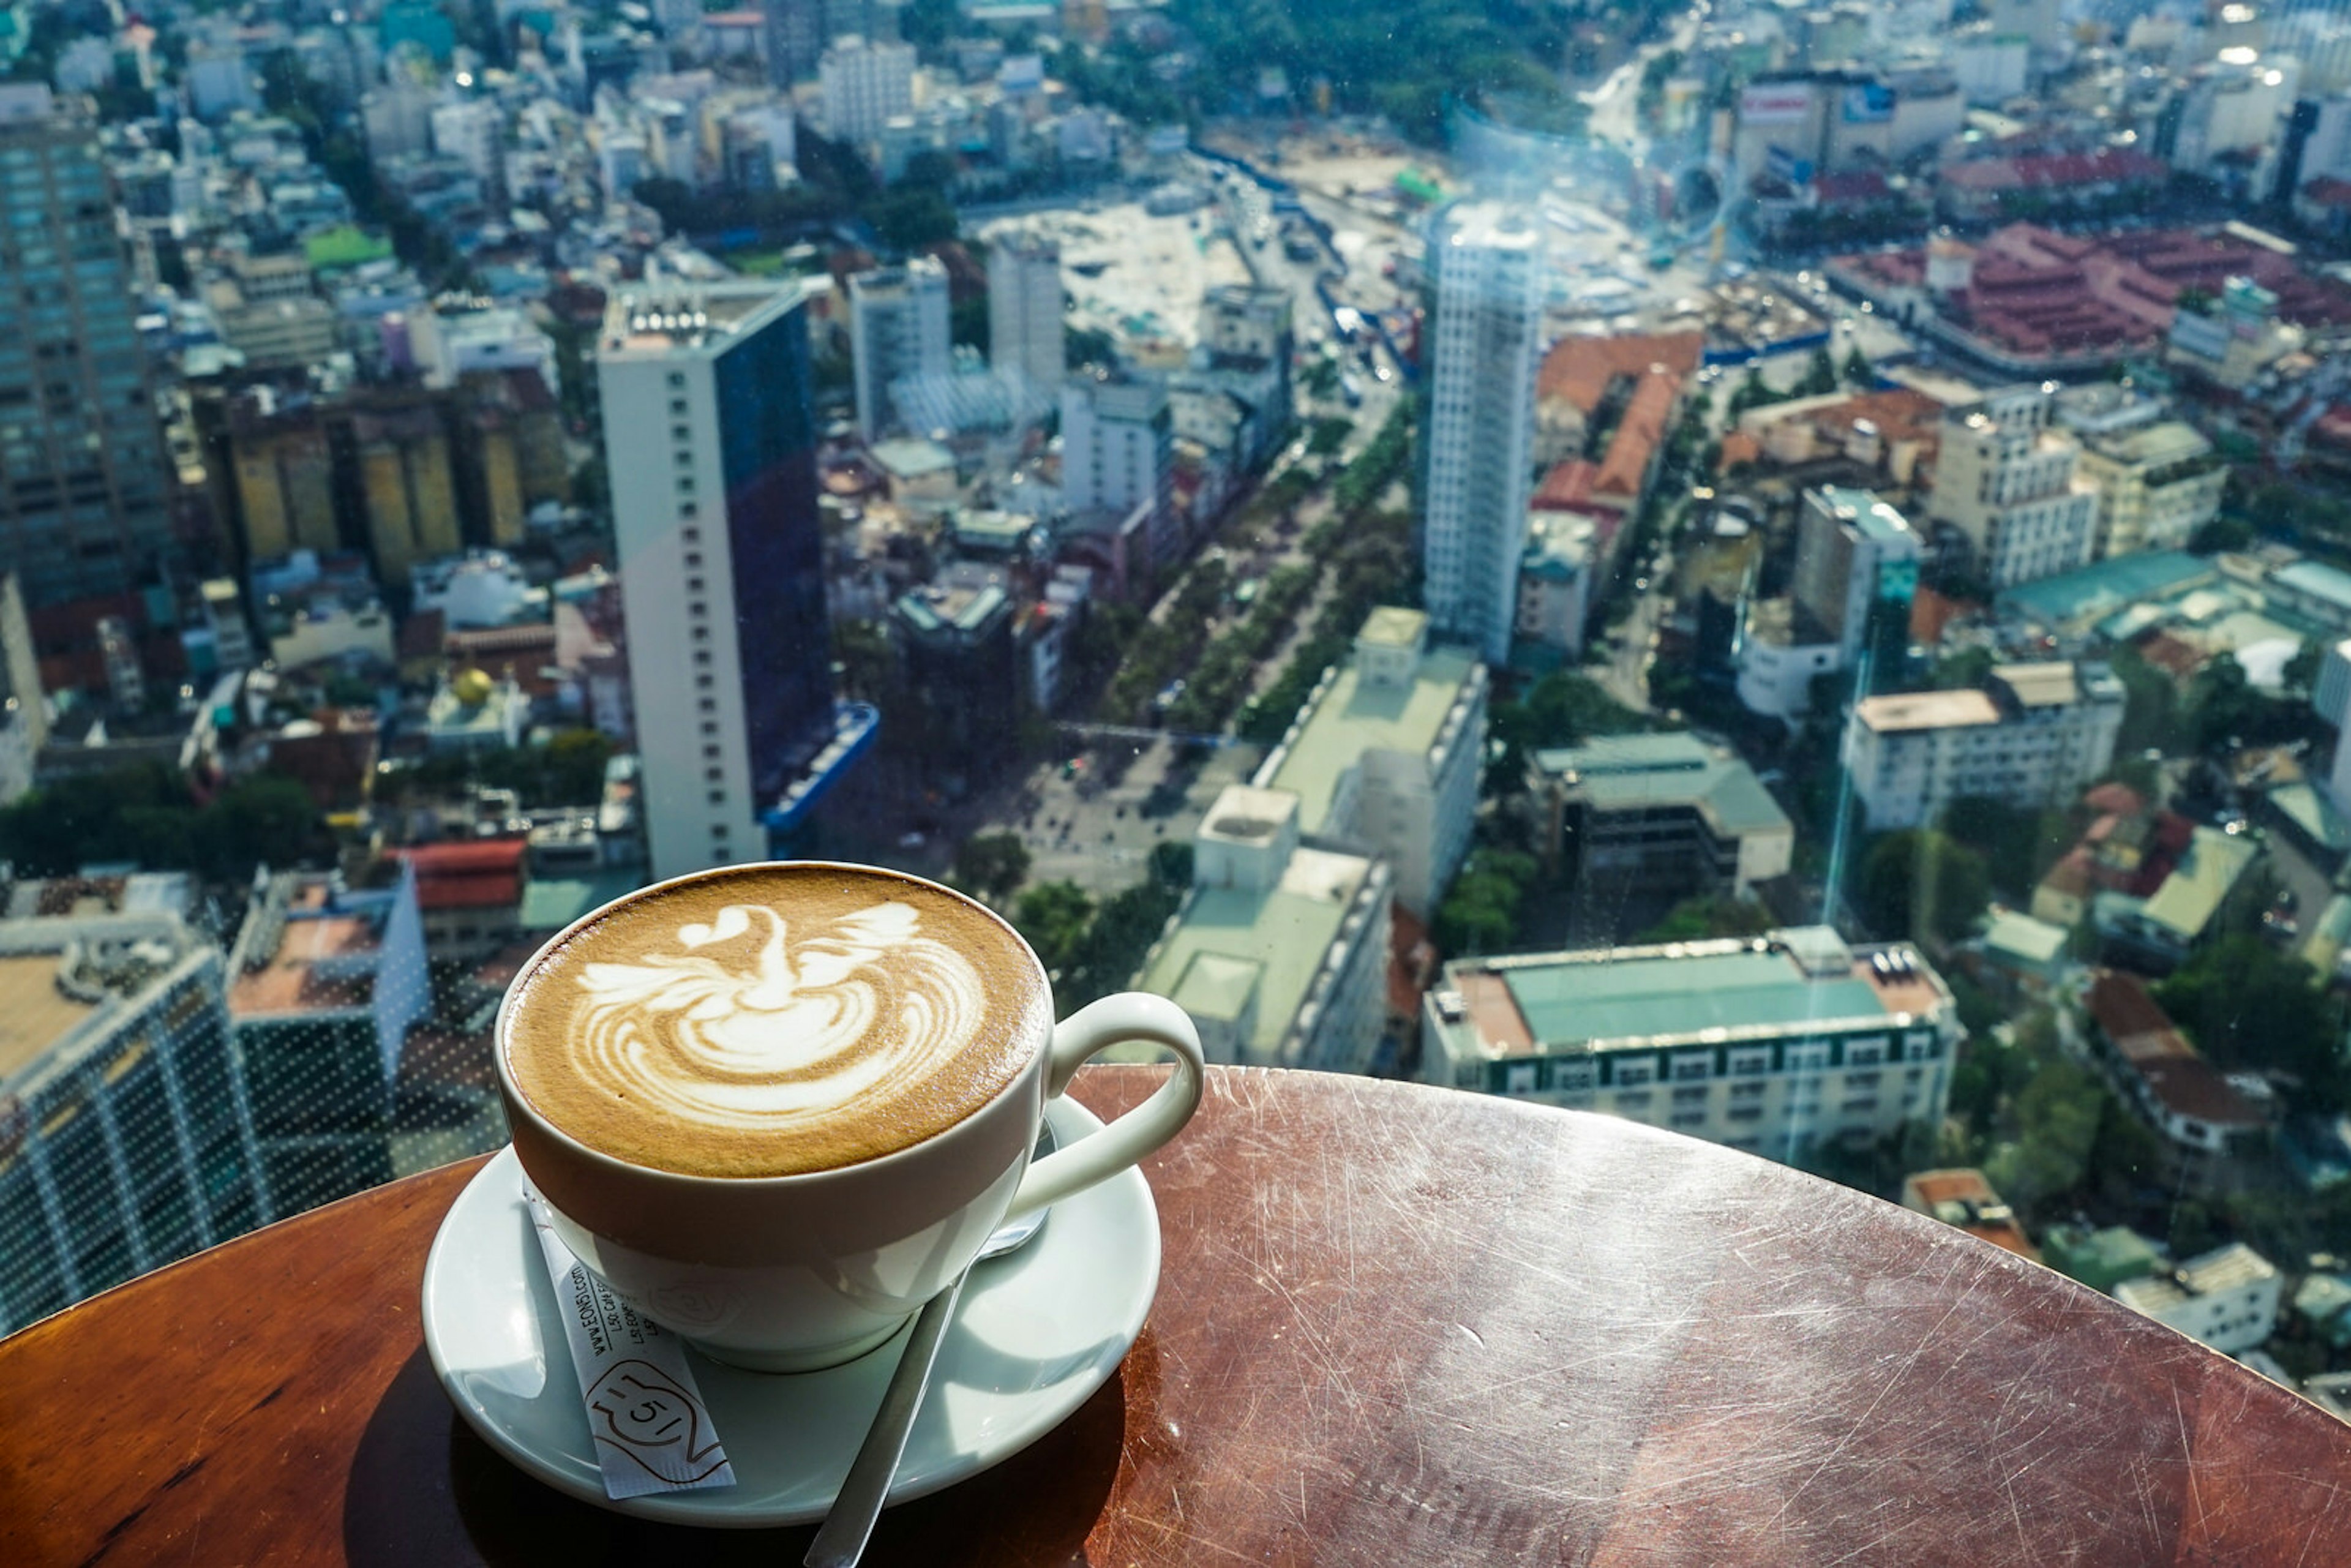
[7, 1065, 2351, 1566]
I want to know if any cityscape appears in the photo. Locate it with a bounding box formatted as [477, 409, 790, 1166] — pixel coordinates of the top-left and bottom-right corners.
[9, 0, 2351, 1424]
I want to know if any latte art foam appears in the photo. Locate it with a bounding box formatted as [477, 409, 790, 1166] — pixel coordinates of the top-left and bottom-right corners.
[572, 899, 985, 1134]
[506, 866, 1047, 1177]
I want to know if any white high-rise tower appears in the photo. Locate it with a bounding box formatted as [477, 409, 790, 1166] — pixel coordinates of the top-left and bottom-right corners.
[1422, 202, 1543, 667]
[988, 228, 1065, 394]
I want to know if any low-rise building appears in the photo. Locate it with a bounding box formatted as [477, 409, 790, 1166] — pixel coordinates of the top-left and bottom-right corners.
[390, 839, 526, 960]
[2113, 1242, 2281, 1354]
[1420, 926, 1960, 1162]
[225, 865, 430, 1219]
[2041, 1224, 2167, 1294]
[2072, 421, 2226, 560]
[2083, 970, 2268, 1191]
[1523, 731, 1792, 922]
[2091, 826, 2263, 972]
[1845, 662, 2124, 830]
[1901, 1168, 2038, 1260]
[1255, 610, 1487, 917]
[1135, 784, 1391, 1074]
[0, 885, 269, 1335]
[424, 667, 528, 752]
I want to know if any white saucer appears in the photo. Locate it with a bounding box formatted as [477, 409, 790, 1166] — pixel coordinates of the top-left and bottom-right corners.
[421, 1097, 1158, 1528]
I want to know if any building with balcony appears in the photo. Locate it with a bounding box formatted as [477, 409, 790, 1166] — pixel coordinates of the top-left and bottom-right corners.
[1136, 784, 1391, 1075]
[1062, 368, 1174, 568]
[0, 882, 269, 1335]
[1423, 201, 1543, 666]
[1925, 385, 2099, 588]
[988, 227, 1064, 395]
[1524, 732, 1793, 925]
[225, 866, 429, 1223]
[0, 86, 176, 609]
[2113, 1242, 2282, 1355]
[2083, 970, 2268, 1193]
[599, 280, 877, 881]
[1420, 926, 1960, 1162]
[2072, 421, 2227, 560]
[1254, 610, 1487, 918]
[1843, 662, 2125, 830]
[1791, 486, 1921, 673]
[849, 258, 950, 440]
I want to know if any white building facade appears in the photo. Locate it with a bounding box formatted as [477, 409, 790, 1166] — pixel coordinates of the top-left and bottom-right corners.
[819, 36, 917, 146]
[987, 228, 1065, 394]
[1423, 202, 1542, 666]
[1929, 385, 2099, 588]
[848, 257, 950, 440]
[2115, 1243, 2282, 1355]
[1844, 663, 2126, 830]
[1061, 369, 1174, 560]
[600, 280, 869, 880]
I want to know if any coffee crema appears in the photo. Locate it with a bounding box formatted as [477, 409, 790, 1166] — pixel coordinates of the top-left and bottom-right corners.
[504, 865, 1048, 1178]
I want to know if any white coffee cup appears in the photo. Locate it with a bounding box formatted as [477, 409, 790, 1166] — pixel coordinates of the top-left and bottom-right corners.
[495, 864, 1207, 1373]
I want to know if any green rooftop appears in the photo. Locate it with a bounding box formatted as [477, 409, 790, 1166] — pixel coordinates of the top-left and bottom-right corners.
[519, 871, 645, 934]
[1503, 949, 1888, 1047]
[1266, 645, 1479, 836]
[304, 224, 394, 272]
[1815, 486, 1912, 544]
[1136, 848, 1371, 1063]
[2140, 825, 2262, 941]
[2042, 1224, 2165, 1294]
[1531, 732, 1791, 838]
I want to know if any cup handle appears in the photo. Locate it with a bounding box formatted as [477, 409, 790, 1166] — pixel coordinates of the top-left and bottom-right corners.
[1001, 992, 1205, 1222]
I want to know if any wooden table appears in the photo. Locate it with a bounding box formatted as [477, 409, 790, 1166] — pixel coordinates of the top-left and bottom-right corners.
[7, 1066, 2351, 1565]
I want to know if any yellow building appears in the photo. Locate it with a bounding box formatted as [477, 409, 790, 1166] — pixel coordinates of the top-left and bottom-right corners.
[227, 399, 338, 561]
[352, 404, 460, 580]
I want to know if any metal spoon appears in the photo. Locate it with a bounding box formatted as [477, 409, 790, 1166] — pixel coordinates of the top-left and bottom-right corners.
[803, 1120, 1058, 1568]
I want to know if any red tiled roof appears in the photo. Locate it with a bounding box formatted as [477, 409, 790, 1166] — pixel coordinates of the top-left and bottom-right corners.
[1535, 331, 1703, 415]
[1592, 369, 1677, 500]
[1940, 149, 2165, 195]
[2085, 970, 2265, 1128]
[1532, 459, 1599, 511]
[393, 839, 526, 910]
[1812, 170, 1892, 206]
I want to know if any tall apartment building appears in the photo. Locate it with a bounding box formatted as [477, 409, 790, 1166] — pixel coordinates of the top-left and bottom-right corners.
[0, 880, 271, 1334]
[848, 257, 950, 440]
[1137, 784, 1392, 1075]
[1927, 386, 2098, 588]
[225, 866, 429, 1221]
[351, 402, 462, 582]
[1423, 202, 1543, 666]
[764, 0, 823, 84]
[819, 35, 917, 146]
[1843, 662, 2126, 830]
[0, 86, 176, 609]
[1791, 486, 1922, 671]
[1254, 609, 1487, 917]
[1421, 926, 1960, 1163]
[988, 228, 1065, 392]
[429, 98, 505, 200]
[1062, 367, 1174, 563]
[2072, 421, 2227, 558]
[599, 281, 879, 880]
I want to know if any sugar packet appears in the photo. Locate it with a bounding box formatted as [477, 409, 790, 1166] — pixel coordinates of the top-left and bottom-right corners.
[524, 1190, 737, 1500]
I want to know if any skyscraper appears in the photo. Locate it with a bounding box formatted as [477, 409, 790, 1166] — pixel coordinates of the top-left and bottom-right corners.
[848, 258, 950, 441]
[1422, 202, 1543, 667]
[988, 228, 1065, 393]
[599, 281, 878, 881]
[0, 86, 176, 609]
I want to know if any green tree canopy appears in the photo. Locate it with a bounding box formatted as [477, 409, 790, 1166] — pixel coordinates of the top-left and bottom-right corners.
[1856, 830, 1990, 945]
[1013, 880, 1095, 975]
[954, 831, 1032, 903]
[2154, 934, 2348, 1105]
